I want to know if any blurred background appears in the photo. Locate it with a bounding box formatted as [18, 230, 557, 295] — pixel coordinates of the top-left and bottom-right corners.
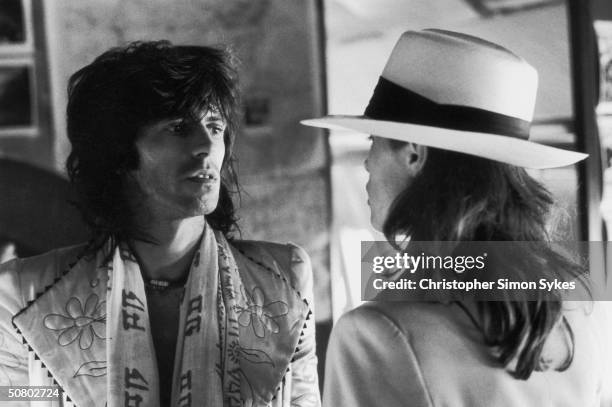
[0, 0, 611, 392]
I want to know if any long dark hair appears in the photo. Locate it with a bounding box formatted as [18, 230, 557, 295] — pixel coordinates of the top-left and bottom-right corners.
[383, 144, 583, 379]
[66, 41, 241, 255]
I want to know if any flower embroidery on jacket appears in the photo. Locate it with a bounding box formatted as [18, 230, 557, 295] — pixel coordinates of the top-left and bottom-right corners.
[43, 294, 106, 350]
[227, 340, 275, 367]
[236, 286, 288, 338]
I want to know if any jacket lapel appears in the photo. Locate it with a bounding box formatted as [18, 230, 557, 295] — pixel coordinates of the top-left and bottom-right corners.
[230, 245, 308, 406]
[12, 255, 108, 407]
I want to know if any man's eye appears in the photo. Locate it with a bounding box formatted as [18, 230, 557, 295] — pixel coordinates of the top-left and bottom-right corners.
[169, 122, 188, 134]
[209, 125, 225, 136]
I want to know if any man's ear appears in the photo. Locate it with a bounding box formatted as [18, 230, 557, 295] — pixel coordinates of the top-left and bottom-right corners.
[401, 143, 427, 175]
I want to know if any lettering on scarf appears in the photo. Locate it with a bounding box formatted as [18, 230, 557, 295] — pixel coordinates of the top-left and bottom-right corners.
[124, 367, 149, 407]
[178, 370, 192, 407]
[178, 393, 192, 407]
[226, 367, 242, 406]
[184, 295, 203, 336]
[228, 396, 242, 407]
[124, 392, 144, 407]
[228, 368, 241, 392]
[122, 290, 145, 331]
[228, 317, 239, 338]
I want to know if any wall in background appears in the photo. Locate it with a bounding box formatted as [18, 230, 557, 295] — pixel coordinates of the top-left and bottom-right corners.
[0, 0, 54, 170]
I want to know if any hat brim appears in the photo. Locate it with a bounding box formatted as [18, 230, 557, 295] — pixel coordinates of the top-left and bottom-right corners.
[301, 115, 588, 169]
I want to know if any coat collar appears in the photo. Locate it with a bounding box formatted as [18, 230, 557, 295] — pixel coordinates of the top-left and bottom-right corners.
[12, 253, 108, 406]
[229, 244, 309, 404]
[12, 242, 307, 406]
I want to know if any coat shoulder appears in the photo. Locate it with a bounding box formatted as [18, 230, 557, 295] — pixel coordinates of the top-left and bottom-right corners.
[230, 240, 309, 264]
[0, 243, 88, 305]
[360, 301, 481, 347]
[324, 304, 434, 407]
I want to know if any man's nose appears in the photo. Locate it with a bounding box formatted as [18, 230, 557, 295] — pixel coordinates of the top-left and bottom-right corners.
[192, 123, 213, 157]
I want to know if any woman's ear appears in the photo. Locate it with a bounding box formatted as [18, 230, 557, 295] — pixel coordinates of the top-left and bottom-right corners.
[402, 143, 427, 175]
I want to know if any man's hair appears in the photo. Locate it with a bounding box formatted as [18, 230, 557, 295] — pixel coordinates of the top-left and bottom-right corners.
[66, 41, 241, 252]
[383, 143, 583, 380]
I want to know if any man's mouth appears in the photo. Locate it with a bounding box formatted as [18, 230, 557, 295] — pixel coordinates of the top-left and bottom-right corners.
[186, 171, 217, 184]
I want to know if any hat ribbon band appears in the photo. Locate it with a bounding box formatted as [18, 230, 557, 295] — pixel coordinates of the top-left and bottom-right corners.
[364, 77, 531, 140]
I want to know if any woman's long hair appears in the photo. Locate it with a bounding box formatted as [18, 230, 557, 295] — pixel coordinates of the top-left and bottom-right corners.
[383, 144, 584, 380]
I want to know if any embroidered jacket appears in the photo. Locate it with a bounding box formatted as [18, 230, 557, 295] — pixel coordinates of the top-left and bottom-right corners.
[0, 240, 320, 407]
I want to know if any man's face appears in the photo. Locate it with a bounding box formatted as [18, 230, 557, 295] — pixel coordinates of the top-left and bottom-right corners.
[365, 136, 414, 231]
[128, 109, 227, 222]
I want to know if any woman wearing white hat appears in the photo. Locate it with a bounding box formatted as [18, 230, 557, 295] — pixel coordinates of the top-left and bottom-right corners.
[303, 29, 612, 406]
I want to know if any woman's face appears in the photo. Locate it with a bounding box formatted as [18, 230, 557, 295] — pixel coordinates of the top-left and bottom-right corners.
[364, 136, 418, 231]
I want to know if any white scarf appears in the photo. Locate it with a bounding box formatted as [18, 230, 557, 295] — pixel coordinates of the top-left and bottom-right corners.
[107, 225, 241, 406]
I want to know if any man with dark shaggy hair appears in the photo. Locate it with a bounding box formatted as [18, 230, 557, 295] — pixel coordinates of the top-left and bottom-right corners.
[0, 41, 320, 407]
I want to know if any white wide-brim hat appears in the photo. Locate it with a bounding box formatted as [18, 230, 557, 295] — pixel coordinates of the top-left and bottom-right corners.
[301, 29, 587, 169]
